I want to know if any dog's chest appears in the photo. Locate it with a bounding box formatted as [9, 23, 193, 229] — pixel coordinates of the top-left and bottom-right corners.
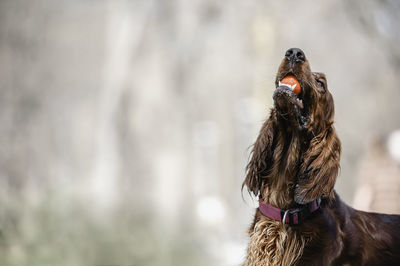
[244, 219, 307, 266]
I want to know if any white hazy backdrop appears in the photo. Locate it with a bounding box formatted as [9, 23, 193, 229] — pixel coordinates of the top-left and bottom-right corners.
[1, 0, 400, 265]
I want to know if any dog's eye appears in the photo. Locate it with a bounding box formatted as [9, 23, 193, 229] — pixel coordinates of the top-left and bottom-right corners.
[316, 79, 325, 91]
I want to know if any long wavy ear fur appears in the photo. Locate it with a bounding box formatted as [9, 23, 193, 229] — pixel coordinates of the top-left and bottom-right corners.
[294, 90, 341, 204]
[242, 112, 276, 197]
[294, 125, 341, 204]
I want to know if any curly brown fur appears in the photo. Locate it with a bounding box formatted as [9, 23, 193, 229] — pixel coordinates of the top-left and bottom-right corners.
[242, 48, 400, 265]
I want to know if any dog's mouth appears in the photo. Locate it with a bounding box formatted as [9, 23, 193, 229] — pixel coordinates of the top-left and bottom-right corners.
[278, 74, 304, 109]
[274, 72, 310, 126]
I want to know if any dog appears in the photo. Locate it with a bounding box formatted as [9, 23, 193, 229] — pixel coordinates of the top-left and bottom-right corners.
[242, 48, 400, 265]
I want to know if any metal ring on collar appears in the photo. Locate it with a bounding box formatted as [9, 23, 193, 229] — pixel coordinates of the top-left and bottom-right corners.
[282, 210, 290, 225]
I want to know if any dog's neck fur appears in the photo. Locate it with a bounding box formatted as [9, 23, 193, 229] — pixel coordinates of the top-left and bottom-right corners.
[244, 113, 314, 266]
[260, 114, 306, 210]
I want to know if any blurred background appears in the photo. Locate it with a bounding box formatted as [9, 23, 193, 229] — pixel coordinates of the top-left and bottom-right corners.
[0, 0, 400, 265]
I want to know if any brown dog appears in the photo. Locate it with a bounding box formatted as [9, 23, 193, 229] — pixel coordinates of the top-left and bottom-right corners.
[242, 48, 400, 265]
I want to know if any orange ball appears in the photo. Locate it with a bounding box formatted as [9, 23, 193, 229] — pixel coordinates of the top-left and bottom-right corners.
[280, 75, 301, 95]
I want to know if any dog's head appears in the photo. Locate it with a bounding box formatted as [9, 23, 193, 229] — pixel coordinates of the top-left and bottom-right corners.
[274, 48, 335, 131]
[243, 48, 341, 206]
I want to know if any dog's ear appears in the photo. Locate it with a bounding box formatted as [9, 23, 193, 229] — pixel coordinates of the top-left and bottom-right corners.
[242, 112, 276, 197]
[294, 127, 341, 204]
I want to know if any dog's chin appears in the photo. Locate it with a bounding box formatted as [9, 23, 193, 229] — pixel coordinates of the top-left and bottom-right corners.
[273, 86, 307, 127]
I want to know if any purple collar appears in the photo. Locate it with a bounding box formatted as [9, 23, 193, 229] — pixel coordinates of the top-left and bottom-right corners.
[258, 197, 321, 225]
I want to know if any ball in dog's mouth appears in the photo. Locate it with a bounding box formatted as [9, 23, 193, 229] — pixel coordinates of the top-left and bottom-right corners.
[277, 75, 303, 109]
[279, 75, 301, 95]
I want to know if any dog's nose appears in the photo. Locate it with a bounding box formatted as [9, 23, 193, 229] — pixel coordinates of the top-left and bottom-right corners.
[285, 48, 306, 63]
